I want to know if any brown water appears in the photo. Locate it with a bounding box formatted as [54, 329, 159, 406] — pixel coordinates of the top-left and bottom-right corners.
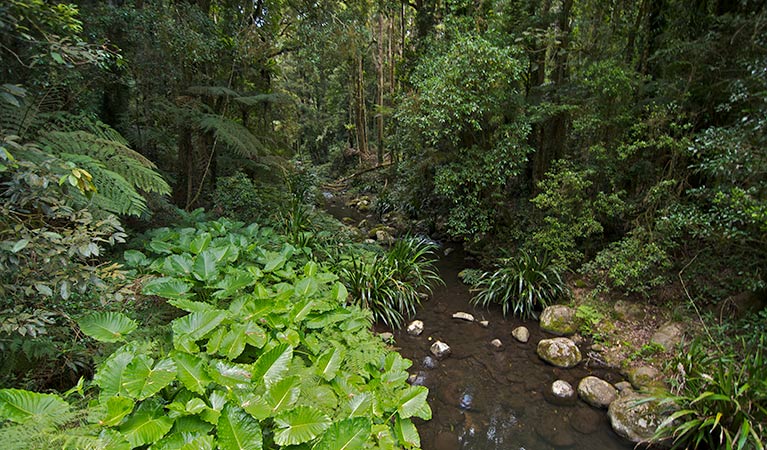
[391, 247, 634, 450]
[322, 197, 634, 450]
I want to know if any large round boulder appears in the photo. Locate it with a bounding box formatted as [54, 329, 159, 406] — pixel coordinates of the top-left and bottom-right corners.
[608, 392, 668, 443]
[577, 376, 618, 408]
[539, 305, 579, 335]
[537, 337, 582, 368]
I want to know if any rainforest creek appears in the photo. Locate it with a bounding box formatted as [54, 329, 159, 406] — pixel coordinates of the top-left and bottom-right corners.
[1, 1, 766, 449]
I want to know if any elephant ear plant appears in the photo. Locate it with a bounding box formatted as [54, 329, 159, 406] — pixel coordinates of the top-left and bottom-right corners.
[0, 219, 432, 449]
[470, 250, 569, 319]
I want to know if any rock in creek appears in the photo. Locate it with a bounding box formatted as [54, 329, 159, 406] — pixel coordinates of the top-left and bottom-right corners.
[490, 338, 503, 349]
[608, 391, 670, 443]
[430, 340, 451, 359]
[408, 371, 427, 386]
[512, 326, 530, 343]
[422, 355, 439, 369]
[407, 320, 424, 336]
[537, 337, 582, 368]
[539, 305, 579, 336]
[551, 380, 576, 402]
[577, 376, 618, 408]
[452, 311, 475, 322]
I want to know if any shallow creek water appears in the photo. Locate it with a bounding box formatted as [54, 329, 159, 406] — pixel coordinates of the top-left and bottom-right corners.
[323, 198, 634, 450]
[390, 247, 634, 450]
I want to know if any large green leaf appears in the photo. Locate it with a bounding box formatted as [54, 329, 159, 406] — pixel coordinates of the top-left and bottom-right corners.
[273, 405, 332, 446]
[393, 415, 420, 449]
[314, 417, 371, 450]
[142, 277, 192, 299]
[172, 310, 228, 352]
[171, 351, 211, 395]
[266, 376, 301, 415]
[119, 407, 174, 447]
[261, 251, 286, 272]
[190, 232, 212, 254]
[294, 276, 319, 297]
[0, 389, 70, 425]
[346, 393, 372, 418]
[162, 254, 194, 277]
[123, 250, 148, 267]
[396, 386, 431, 420]
[93, 347, 136, 399]
[78, 312, 137, 343]
[208, 360, 252, 388]
[122, 356, 177, 400]
[252, 343, 292, 388]
[193, 249, 220, 281]
[217, 323, 248, 360]
[217, 404, 263, 450]
[314, 347, 344, 381]
[97, 396, 135, 427]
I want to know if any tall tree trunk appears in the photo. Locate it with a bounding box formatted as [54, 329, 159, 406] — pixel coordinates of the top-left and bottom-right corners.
[174, 127, 194, 207]
[532, 0, 572, 188]
[376, 11, 385, 164]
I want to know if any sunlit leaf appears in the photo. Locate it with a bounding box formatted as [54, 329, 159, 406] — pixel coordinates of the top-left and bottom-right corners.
[78, 312, 137, 343]
[273, 405, 331, 446]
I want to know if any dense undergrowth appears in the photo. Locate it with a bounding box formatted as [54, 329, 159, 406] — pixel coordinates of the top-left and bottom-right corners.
[0, 217, 432, 449]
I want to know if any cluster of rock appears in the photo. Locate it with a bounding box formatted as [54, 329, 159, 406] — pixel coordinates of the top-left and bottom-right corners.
[403, 303, 679, 446]
[532, 304, 677, 444]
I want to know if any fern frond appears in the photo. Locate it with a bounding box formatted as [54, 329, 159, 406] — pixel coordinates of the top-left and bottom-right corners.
[234, 93, 291, 107]
[198, 114, 262, 158]
[41, 131, 170, 195]
[187, 85, 240, 98]
[0, 98, 40, 140]
[40, 113, 129, 145]
[62, 153, 149, 216]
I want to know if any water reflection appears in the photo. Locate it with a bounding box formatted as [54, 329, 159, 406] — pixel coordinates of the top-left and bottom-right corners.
[394, 247, 634, 450]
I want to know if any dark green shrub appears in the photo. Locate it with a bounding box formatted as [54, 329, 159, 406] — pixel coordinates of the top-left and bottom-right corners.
[470, 251, 569, 319]
[653, 338, 767, 450]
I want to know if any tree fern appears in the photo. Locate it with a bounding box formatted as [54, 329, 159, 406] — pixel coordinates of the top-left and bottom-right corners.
[199, 114, 262, 159]
[38, 130, 170, 215]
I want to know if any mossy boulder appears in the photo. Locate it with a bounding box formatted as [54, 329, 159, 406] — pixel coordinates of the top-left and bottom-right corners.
[537, 337, 582, 368]
[577, 376, 618, 408]
[626, 365, 664, 390]
[539, 305, 579, 335]
[608, 391, 669, 443]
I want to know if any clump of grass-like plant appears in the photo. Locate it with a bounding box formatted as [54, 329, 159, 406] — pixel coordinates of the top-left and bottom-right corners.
[650, 337, 766, 450]
[340, 237, 441, 328]
[470, 250, 568, 319]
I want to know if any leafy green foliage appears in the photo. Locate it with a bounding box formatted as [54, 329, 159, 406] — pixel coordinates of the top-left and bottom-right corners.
[582, 228, 673, 296]
[530, 160, 626, 268]
[652, 338, 766, 450]
[393, 31, 531, 237]
[77, 312, 137, 343]
[470, 250, 569, 319]
[0, 217, 431, 449]
[339, 237, 441, 328]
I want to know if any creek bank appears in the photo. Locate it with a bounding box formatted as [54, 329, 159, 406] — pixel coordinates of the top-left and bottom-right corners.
[323, 191, 664, 448]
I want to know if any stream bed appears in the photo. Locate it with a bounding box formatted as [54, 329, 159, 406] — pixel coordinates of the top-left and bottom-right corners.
[391, 247, 634, 450]
[323, 197, 634, 449]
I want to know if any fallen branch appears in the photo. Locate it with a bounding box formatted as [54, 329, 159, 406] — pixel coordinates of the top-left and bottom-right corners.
[332, 162, 394, 185]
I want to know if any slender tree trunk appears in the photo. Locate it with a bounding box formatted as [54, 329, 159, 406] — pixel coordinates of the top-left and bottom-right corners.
[376, 11, 385, 164]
